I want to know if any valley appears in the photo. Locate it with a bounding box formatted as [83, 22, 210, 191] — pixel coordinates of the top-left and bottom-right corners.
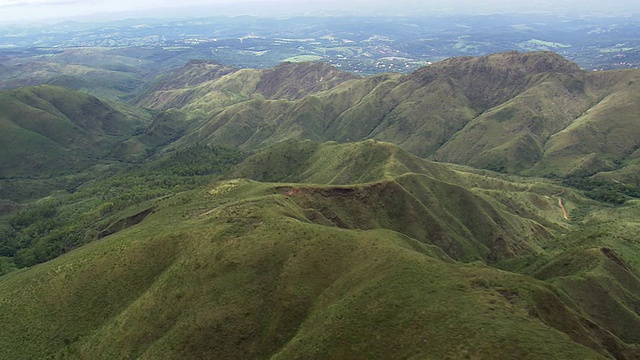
[0, 19, 639, 358]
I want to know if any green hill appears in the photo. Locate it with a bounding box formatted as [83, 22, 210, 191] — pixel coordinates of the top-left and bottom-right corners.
[0, 58, 147, 102]
[2, 139, 639, 358]
[2, 52, 640, 359]
[138, 52, 640, 181]
[137, 60, 357, 111]
[0, 85, 151, 178]
[0, 194, 608, 359]
[0, 85, 154, 202]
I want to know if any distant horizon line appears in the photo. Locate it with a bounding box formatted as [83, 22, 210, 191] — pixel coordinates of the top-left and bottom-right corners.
[2, 9, 640, 27]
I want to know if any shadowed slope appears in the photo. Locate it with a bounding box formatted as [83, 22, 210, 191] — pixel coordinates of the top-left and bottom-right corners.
[137, 60, 357, 111]
[0, 85, 151, 178]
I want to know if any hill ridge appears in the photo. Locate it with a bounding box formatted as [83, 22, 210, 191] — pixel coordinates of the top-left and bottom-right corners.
[0, 85, 152, 179]
[1, 137, 639, 358]
[2, 158, 638, 358]
[137, 51, 640, 181]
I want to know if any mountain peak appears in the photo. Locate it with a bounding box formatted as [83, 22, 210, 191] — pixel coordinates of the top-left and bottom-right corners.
[409, 51, 585, 112]
[256, 61, 358, 100]
[436, 51, 582, 75]
[152, 60, 237, 92]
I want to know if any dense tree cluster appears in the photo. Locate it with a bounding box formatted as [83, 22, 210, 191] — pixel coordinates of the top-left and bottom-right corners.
[563, 177, 640, 204]
[0, 145, 245, 272]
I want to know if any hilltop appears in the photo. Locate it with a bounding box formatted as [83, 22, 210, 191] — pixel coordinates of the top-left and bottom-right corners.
[137, 60, 358, 110]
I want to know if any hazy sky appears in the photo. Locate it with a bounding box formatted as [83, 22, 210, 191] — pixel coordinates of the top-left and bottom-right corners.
[1, 0, 639, 24]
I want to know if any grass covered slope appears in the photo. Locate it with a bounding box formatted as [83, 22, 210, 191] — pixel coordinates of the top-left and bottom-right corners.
[0, 52, 149, 102]
[0, 179, 611, 359]
[136, 60, 357, 111]
[1, 140, 640, 358]
[0, 85, 151, 178]
[527, 69, 640, 177]
[2, 54, 640, 358]
[232, 140, 567, 262]
[140, 52, 640, 180]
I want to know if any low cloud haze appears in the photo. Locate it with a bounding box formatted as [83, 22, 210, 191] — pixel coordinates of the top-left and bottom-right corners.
[0, 0, 639, 24]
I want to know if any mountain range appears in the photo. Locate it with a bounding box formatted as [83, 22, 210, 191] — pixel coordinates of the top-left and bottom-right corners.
[137, 51, 640, 183]
[1, 51, 639, 359]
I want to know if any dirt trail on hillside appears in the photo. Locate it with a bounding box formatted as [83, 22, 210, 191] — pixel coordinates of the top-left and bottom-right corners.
[552, 190, 569, 221]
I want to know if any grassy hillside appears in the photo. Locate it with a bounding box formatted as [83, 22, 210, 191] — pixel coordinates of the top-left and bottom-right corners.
[137, 52, 640, 181]
[0, 85, 152, 179]
[0, 58, 147, 102]
[137, 60, 357, 111]
[1, 139, 640, 358]
[0, 142, 640, 359]
[134, 60, 239, 110]
[2, 53, 640, 358]
[232, 140, 571, 261]
[526, 70, 640, 177]
[0, 177, 619, 359]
